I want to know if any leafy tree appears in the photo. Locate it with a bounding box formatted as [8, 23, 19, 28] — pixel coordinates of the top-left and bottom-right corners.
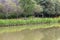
[34, 5, 43, 13]
[55, 0, 60, 16]
[0, 3, 5, 19]
[34, 4, 43, 17]
[19, 0, 36, 18]
[37, 0, 56, 17]
[0, 3, 3, 12]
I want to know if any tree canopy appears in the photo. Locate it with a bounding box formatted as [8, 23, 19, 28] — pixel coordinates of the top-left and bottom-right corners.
[0, 0, 60, 18]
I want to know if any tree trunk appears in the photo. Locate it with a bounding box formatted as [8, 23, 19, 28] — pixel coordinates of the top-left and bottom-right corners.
[42, 14, 44, 18]
[6, 12, 8, 19]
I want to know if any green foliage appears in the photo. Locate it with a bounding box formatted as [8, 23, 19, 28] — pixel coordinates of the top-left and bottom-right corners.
[0, 13, 5, 19]
[0, 22, 60, 33]
[34, 4, 43, 13]
[39, 0, 55, 15]
[20, 0, 35, 17]
[0, 0, 60, 18]
[55, 0, 60, 15]
[0, 18, 60, 26]
[8, 13, 17, 19]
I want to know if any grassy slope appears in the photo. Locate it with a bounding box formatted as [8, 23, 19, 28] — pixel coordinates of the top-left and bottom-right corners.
[0, 23, 60, 34]
[0, 18, 60, 26]
[0, 18, 60, 33]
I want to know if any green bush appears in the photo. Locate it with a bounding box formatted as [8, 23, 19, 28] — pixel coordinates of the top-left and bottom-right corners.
[0, 13, 6, 19]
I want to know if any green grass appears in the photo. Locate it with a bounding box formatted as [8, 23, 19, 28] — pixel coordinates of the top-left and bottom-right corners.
[0, 18, 60, 26]
[0, 18, 60, 33]
[0, 23, 60, 34]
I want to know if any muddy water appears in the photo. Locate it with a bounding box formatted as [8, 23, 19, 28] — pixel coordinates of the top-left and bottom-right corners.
[0, 27, 60, 40]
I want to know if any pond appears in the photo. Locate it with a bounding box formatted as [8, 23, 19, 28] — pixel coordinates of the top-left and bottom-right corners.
[0, 27, 60, 40]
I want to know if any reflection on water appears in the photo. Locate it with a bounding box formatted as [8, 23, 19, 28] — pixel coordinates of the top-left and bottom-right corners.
[57, 38, 60, 40]
[0, 27, 60, 40]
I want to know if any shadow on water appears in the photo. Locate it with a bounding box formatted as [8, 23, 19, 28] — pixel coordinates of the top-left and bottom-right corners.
[0, 27, 60, 40]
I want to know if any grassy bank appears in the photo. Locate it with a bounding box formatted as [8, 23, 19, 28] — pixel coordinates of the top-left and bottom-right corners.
[0, 18, 60, 26]
[0, 23, 60, 34]
[0, 18, 60, 33]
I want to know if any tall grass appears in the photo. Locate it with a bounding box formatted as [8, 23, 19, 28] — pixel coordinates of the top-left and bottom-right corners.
[0, 18, 60, 26]
[0, 23, 60, 33]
